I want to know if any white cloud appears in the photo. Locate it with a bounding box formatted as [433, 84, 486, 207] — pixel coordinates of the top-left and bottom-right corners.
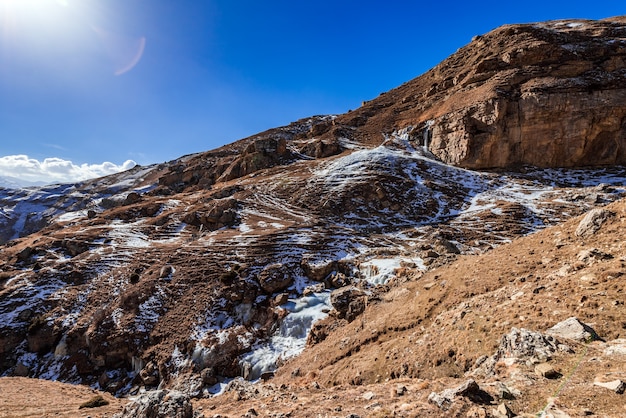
[0, 155, 137, 185]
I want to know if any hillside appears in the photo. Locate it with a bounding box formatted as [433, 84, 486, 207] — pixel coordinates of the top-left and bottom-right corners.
[1, 16, 626, 418]
[199, 197, 626, 416]
[2, 199, 626, 416]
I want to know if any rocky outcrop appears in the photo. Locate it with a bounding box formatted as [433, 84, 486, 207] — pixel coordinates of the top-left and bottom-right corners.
[217, 137, 294, 182]
[472, 327, 572, 378]
[113, 390, 194, 418]
[328, 17, 626, 169]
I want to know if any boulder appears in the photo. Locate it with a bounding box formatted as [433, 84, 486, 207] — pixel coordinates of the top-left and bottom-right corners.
[124, 192, 141, 205]
[534, 362, 560, 379]
[139, 361, 160, 386]
[114, 390, 193, 418]
[575, 208, 615, 238]
[301, 257, 336, 282]
[428, 379, 493, 410]
[546, 317, 600, 343]
[330, 286, 367, 322]
[594, 379, 626, 394]
[257, 263, 293, 294]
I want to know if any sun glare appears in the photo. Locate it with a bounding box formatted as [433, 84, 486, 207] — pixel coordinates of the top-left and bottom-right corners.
[1, 0, 69, 18]
[1, 0, 146, 76]
[0, 0, 73, 38]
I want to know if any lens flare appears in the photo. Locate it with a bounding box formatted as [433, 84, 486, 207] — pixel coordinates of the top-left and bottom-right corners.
[93, 27, 146, 76]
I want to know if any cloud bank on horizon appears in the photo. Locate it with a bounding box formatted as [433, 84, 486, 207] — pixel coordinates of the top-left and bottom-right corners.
[0, 155, 137, 186]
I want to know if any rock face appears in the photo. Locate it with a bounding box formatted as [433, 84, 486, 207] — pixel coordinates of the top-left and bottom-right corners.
[327, 17, 626, 169]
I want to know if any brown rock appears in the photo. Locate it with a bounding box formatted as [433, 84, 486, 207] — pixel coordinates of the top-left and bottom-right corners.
[534, 362, 560, 379]
[330, 286, 367, 322]
[257, 263, 293, 294]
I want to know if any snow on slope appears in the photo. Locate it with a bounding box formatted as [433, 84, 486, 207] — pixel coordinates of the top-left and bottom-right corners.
[1, 140, 626, 394]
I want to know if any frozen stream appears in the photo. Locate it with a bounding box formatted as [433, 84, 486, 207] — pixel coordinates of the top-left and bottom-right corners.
[240, 292, 330, 380]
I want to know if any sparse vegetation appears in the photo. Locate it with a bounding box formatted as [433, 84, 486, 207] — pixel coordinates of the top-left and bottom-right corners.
[78, 395, 109, 409]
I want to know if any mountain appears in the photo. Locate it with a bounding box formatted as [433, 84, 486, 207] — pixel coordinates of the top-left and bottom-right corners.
[1, 16, 626, 417]
[0, 175, 47, 189]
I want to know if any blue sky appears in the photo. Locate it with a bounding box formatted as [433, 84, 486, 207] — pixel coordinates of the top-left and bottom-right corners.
[0, 0, 624, 183]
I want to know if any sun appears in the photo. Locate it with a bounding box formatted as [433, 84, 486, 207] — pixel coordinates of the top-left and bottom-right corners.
[0, 0, 70, 18]
[1, 0, 146, 76]
[0, 0, 73, 36]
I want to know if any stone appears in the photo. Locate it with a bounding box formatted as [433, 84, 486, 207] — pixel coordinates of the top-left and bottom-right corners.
[535, 362, 560, 379]
[362, 391, 375, 401]
[594, 379, 626, 394]
[273, 293, 290, 306]
[257, 263, 293, 294]
[200, 367, 218, 386]
[124, 192, 141, 205]
[428, 379, 492, 410]
[575, 209, 615, 238]
[13, 363, 29, 377]
[546, 317, 599, 343]
[603, 339, 626, 356]
[493, 403, 515, 418]
[495, 382, 521, 400]
[330, 286, 367, 322]
[113, 390, 193, 418]
[396, 384, 407, 396]
[300, 257, 336, 282]
[159, 265, 174, 279]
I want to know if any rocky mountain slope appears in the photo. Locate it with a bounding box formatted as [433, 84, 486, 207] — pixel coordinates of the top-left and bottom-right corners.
[198, 198, 626, 417]
[1, 16, 626, 418]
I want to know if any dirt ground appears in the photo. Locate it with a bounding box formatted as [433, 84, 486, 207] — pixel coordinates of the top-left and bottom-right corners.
[0, 377, 124, 418]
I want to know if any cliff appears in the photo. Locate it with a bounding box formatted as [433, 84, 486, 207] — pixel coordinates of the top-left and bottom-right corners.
[327, 16, 626, 169]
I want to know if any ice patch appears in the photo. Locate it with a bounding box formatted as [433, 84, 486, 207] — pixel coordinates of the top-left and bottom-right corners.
[359, 257, 424, 285]
[239, 223, 252, 233]
[241, 292, 330, 380]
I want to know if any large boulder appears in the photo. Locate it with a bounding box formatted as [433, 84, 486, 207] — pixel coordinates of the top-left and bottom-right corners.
[330, 286, 367, 322]
[257, 263, 293, 294]
[546, 317, 600, 342]
[114, 390, 194, 418]
[575, 208, 615, 238]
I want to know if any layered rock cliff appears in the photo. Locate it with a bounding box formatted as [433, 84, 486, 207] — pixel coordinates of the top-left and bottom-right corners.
[324, 16, 626, 169]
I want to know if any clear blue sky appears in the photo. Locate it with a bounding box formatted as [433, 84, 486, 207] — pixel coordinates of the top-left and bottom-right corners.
[0, 0, 624, 182]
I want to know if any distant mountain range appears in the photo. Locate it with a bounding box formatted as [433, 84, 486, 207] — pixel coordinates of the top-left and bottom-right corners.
[0, 175, 48, 189]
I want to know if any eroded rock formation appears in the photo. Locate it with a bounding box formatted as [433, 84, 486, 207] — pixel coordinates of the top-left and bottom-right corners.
[326, 17, 626, 169]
